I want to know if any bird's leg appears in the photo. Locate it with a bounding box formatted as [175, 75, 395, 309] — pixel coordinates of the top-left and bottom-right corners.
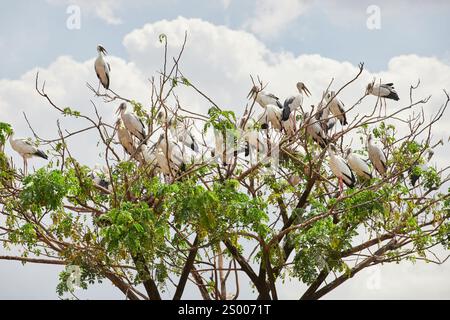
[97, 81, 101, 94]
[338, 177, 344, 197]
[24, 158, 27, 176]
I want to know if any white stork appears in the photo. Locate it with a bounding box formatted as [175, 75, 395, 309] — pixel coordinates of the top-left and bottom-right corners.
[315, 101, 336, 135]
[240, 117, 266, 158]
[156, 134, 185, 176]
[366, 82, 399, 101]
[115, 118, 136, 156]
[366, 81, 399, 116]
[304, 110, 329, 149]
[282, 82, 311, 121]
[9, 132, 48, 175]
[367, 134, 387, 176]
[282, 111, 297, 137]
[257, 104, 283, 131]
[116, 103, 146, 141]
[89, 164, 111, 191]
[157, 111, 199, 152]
[325, 91, 347, 126]
[94, 45, 111, 91]
[327, 144, 356, 194]
[345, 148, 372, 180]
[410, 149, 434, 186]
[247, 85, 283, 109]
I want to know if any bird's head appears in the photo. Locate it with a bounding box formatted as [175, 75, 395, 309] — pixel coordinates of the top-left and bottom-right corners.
[97, 45, 108, 55]
[296, 82, 311, 97]
[115, 102, 127, 115]
[366, 81, 374, 94]
[247, 85, 259, 99]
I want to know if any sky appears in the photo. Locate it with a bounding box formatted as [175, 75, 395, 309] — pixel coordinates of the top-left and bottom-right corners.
[0, 0, 449, 299]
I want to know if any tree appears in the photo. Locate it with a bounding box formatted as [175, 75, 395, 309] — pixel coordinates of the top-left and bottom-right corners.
[0, 34, 449, 300]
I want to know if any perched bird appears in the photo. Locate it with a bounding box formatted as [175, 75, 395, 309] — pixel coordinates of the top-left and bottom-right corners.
[116, 103, 146, 141]
[345, 148, 372, 180]
[282, 82, 311, 121]
[94, 45, 111, 90]
[410, 149, 434, 186]
[157, 111, 198, 152]
[366, 82, 399, 101]
[247, 86, 283, 109]
[315, 101, 336, 135]
[155, 134, 185, 176]
[115, 119, 136, 156]
[325, 91, 347, 126]
[139, 144, 158, 170]
[257, 104, 283, 131]
[367, 134, 387, 176]
[240, 117, 265, 158]
[304, 110, 329, 148]
[282, 111, 297, 137]
[89, 164, 111, 191]
[9, 131, 48, 175]
[327, 144, 356, 194]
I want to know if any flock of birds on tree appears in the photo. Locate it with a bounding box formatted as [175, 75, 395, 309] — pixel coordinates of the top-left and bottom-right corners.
[5, 44, 436, 196]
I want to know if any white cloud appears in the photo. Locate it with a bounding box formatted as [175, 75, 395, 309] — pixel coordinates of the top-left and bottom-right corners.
[243, 0, 312, 38]
[1, 16, 450, 299]
[46, 0, 124, 25]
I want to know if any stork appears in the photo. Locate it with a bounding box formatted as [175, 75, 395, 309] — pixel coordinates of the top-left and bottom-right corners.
[9, 131, 48, 175]
[257, 104, 282, 131]
[282, 82, 311, 121]
[345, 148, 372, 180]
[315, 101, 336, 135]
[94, 45, 111, 91]
[282, 111, 297, 137]
[157, 111, 198, 152]
[304, 110, 329, 149]
[367, 134, 387, 176]
[410, 149, 434, 186]
[327, 144, 355, 194]
[89, 164, 111, 191]
[325, 91, 347, 126]
[247, 85, 283, 109]
[156, 134, 185, 177]
[116, 103, 146, 141]
[115, 118, 136, 156]
[366, 81, 399, 116]
[240, 117, 265, 159]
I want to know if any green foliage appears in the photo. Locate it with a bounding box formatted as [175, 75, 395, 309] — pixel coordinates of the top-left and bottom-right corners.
[20, 169, 72, 214]
[0, 122, 12, 145]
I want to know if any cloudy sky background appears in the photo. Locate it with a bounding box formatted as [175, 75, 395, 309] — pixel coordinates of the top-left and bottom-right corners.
[0, 0, 449, 299]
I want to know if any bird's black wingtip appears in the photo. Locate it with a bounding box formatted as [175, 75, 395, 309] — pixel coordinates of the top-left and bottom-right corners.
[35, 150, 48, 160]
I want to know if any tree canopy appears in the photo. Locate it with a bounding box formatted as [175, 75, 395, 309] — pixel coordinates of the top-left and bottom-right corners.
[0, 34, 449, 300]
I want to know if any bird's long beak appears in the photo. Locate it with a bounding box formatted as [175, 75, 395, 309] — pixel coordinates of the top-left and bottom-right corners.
[101, 47, 108, 55]
[303, 85, 311, 97]
[115, 106, 121, 115]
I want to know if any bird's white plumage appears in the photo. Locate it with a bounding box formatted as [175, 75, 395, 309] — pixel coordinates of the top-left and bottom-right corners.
[117, 103, 146, 141]
[304, 112, 328, 148]
[257, 104, 282, 131]
[116, 119, 136, 156]
[367, 135, 387, 176]
[94, 45, 110, 90]
[326, 91, 347, 126]
[346, 149, 372, 179]
[248, 86, 282, 109]
[328, 145, 355, 187]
